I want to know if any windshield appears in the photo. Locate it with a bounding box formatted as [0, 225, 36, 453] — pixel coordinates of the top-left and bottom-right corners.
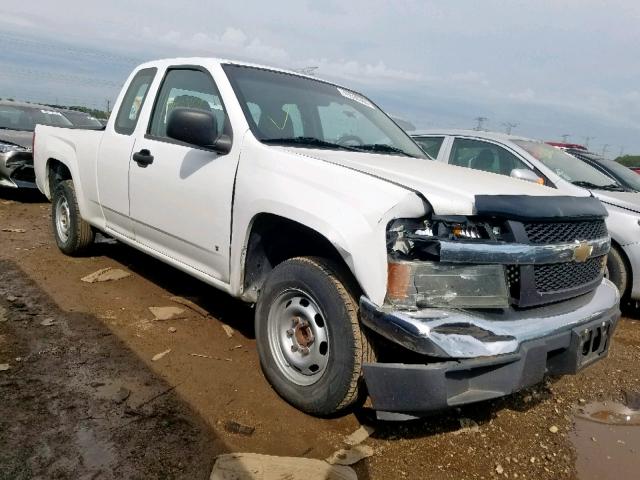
[514, 140, 622, 190]
[597, 159, 640, 191]
[0, 104, 73, 131]
[62, 110, 104, 128]
[222, 65, 426, 158]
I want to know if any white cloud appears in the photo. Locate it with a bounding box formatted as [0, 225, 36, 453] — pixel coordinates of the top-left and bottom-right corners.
[140, 26, 290, 63]
[0, 12, 34, 28]
[508, 89, 536, 101]
[450, 71, 489, 86]
[1, 0, 639, 150]
[309, 59, 423, 84]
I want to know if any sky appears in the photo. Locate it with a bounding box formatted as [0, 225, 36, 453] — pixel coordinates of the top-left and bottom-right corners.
[1, 0, 639, 156]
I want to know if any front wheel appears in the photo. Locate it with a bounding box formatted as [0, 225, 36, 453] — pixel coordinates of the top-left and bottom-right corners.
[52, 179, 95, 256]
[255, 256, 374, 416]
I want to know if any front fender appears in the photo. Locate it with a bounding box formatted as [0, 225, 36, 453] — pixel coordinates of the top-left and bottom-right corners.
[230, 136, 427, 304]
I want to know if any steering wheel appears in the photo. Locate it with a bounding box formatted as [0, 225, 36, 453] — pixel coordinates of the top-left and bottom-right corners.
[337, 134, 364, 147]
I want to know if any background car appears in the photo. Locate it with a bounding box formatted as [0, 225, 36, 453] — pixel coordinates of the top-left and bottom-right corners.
[412, 129, 640, 303]
[559, 147, 640, 193]
[59, 109, 105, 129]
[0, 100, 72, 188]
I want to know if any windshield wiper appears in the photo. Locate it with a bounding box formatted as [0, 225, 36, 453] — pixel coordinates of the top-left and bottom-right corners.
[262, 137, 361, 152]
[353, 143, 414, 157]
[572, 180, 626, 192]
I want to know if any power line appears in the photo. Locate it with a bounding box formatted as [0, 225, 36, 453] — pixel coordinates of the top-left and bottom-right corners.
[474, 116, 488, 131]
[502, 122, 518, 135]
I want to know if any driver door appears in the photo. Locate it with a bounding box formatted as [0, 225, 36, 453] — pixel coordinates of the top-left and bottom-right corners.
[128, 67, 238, 282]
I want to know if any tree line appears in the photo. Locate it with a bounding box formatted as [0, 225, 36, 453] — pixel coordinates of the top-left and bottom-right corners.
[616, 155, 640, 167]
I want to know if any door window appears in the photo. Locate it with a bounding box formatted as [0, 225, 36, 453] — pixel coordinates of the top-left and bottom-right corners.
[449, 138, 529, 176]
[413, 136, 445, 159]
[149, 68, 227, 140]
[114, 67, 157, 135]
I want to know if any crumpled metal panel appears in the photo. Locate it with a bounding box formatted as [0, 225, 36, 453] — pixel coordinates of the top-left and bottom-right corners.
[361, 278, 620, 358]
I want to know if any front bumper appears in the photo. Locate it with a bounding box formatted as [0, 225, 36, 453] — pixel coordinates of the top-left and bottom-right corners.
[0, 151, 36, 189]
[360, 279, 620, 417]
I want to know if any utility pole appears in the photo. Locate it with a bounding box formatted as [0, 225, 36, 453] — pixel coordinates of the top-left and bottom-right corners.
[502, 122, 518, 135]
[560, 134, 571, 143]
[583, 136, 594, 149]
[474, 116, 488, 131]
[601, 144, 610, 158]
[619, 146, 625, 158]
[106, 99, 110, 114]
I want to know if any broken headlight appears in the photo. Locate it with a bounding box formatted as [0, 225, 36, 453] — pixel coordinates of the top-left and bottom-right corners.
[387, 217, 494, 258]
[386, 217, 510, 309]
[386, 260, 510, 309]
[0, 143, 27, 154]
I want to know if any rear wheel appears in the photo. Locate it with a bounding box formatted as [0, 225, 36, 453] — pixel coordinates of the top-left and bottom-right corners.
[605, 246, 629, 299]
[52, 179, 95, 255]
[255, 256, 374, 416]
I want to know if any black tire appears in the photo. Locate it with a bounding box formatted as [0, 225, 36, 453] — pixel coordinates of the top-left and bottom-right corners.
[255, 256, 374, 416]
[51, 179, 95, 256]
[606, 246, 629, 299]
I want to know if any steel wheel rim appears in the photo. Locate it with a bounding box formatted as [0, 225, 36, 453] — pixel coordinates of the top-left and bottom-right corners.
[267, 288, 330, 386]
[55, 196, 71, 243]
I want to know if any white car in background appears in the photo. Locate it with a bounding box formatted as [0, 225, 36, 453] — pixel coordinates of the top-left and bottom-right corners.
[412, 130, 640, 302]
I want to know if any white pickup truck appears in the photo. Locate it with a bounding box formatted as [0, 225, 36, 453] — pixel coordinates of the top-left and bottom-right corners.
[34, 58, 620, 419]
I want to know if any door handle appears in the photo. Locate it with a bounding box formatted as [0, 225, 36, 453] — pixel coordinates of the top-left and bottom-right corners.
[133, 149, 154, 167]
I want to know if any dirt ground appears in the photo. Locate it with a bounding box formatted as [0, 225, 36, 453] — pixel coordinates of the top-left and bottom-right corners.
[1, 189, 639, 480]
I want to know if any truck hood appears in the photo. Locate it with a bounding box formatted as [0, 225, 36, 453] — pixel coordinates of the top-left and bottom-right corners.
[277, 147, 564, 215]
[0, 129, 33, 150]
[592, 190, 640, 214]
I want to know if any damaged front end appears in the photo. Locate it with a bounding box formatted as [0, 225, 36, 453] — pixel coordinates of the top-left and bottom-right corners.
[386, 216, 514, 309]
[360, 198, 620, 418]
[0, 144, 36, 189]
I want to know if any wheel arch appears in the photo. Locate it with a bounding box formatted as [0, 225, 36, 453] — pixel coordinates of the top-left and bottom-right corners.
[239, 213, 363, 303]
[46, 158, 73, 198]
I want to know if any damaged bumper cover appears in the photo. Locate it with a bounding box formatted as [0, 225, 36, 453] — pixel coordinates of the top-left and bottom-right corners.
[0, 150, 36, 188]
[360, 279, 620, 416]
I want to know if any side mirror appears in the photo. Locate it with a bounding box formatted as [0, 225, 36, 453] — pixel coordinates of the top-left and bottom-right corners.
[510, 168, 544, 185]
[166, 107, 231, 154]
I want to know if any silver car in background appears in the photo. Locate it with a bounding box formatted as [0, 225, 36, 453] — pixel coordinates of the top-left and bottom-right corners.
[0, 100, 72, 189]
[411, 129, 640, 302]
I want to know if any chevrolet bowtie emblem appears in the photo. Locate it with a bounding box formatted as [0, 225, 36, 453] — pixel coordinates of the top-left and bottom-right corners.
[573, 242, 593, 263]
